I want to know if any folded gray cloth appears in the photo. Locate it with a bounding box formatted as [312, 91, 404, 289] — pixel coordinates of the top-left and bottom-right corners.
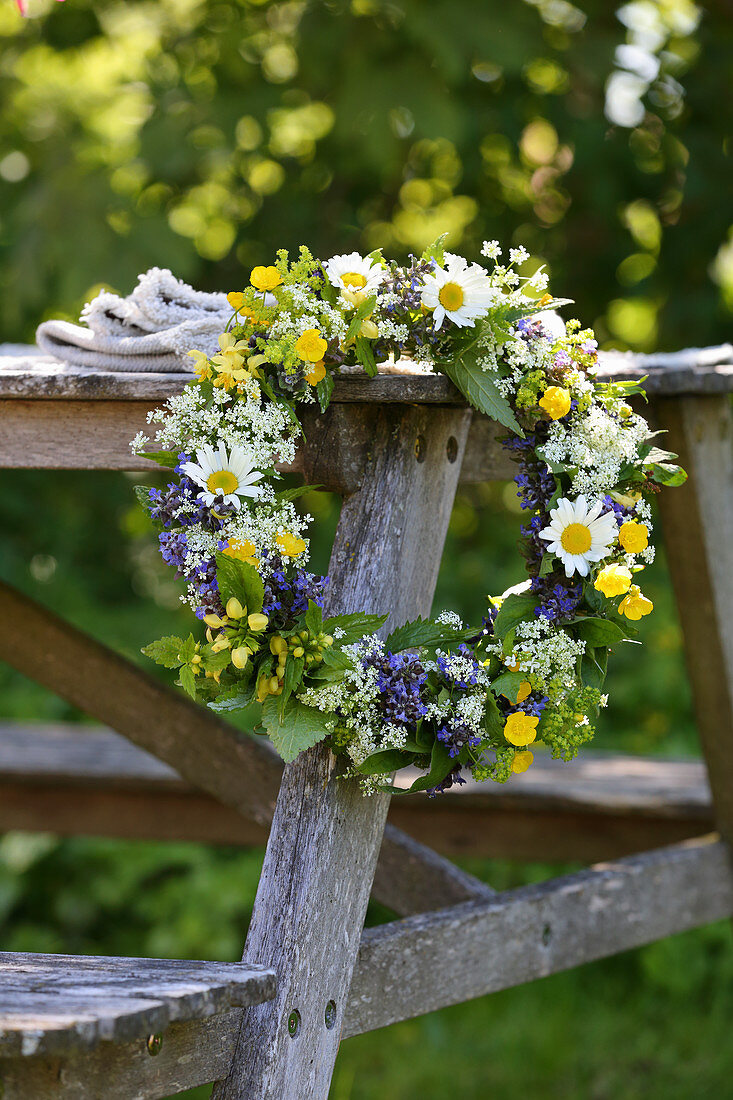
[36, 268, 232, 372]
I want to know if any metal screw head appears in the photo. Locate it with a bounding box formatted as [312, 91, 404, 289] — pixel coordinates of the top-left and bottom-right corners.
[446, 436, 459, 463]
[324, 1000, 337, 1030]
[414, 435, 426, 463]
[147, 1033, 163, 1056]
[287, 1009, 301, 1038]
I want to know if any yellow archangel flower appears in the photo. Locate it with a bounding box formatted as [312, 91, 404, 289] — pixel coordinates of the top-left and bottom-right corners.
[503, 711, 539, 746]
[618, 584, 653, 621]
[538, 386, 572, 420]
[594, 563, 633, 597]
[211, 332, 253, 390]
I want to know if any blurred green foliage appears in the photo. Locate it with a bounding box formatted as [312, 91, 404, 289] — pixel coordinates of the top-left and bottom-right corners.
[0, 0, 731, 1095]
[0, 0, 731, 349]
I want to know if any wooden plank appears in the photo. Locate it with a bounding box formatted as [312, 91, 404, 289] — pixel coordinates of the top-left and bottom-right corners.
[651, 395, 733, 838]
[344, 834, 733, 1037]
[212, 403, 472, 1100]
[1, 345, 732, 401]
[0, 723, 714, 862]
[0, 954, 275, 1058]
[2, 836, 730, 1098]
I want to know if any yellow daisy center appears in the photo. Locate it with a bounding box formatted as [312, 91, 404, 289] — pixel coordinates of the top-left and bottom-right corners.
[341, 272, 367, 290]
[560, 522, 592, 554]
[438, 282, 465, 312]
[207, 470, 239, 495]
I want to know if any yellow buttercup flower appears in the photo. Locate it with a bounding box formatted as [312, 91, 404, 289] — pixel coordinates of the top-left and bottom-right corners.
[538, 386, 571, 420]
[594, 563, 632, 597]
[503, 711, 539, 747]
[618, 521, 649, 554]
[250, 266, 282, 293]
[511, 750, 534, 774]
[618, 584, 653, 621]
[276, 532, 307, 557]
[516, 680, 532, 704]
[295, 329, 328, 363]
[227, 291, 244, 312]
[223, 539, 259, 566]
[305, 360, 326, 385]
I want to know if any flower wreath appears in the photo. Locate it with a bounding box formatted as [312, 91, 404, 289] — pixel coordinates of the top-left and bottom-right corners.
[133, 239, 686, 795]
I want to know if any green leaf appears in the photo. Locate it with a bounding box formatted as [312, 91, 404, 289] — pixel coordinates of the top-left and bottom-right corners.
[648, 461, 687, 487]
[354, 335, 378, 376]
[422, 233, 448, 265]
[345, 295, 377, 341]
[483, 688, 505, 738]
[492, 593, 537, 639]
[580, 646, 609, 690]
[215, 552, 264, 614]
[355, 748, 411, 775]
[141, 635, 187, 669]
[409, 739, 454, 793]
[137, 449, 180, 469]
[385, 616, 474, 653]
[273, 483, 323, 504]
[441, 349, 523, 435]
[261, 695, 332, 763]
[280, 654, 305, 711]
[305, 599, 323, 635]
[316, 370, 335, 412]
[570, 617, 626, 647]
[501, 297, 573, 324]
[538, 552, 555, 578]
[321, 612, 389, 645]
[207, 689, 253, 713]
[491, 670, 527, 702]
[320, 646, 353, 671]
[178, 664, 198, 699]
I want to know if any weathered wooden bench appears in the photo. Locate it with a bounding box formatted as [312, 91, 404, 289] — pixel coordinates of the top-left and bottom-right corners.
[0, 343, 731, 1098]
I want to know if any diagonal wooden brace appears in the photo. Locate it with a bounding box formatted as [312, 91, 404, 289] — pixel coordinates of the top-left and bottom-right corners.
[211, 403, 471, 1100]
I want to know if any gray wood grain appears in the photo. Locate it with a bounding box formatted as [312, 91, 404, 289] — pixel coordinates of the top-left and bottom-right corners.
[212, 404, 472, 1100]
[344, 834, 733, 1036]
[652, 395, 733, 838]
[2, 837, 730, 1097]
[0, 954, 274, 1058]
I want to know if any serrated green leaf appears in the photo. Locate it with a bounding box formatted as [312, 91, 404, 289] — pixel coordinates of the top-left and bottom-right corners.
[483, 688, 505, 738]
[315, 370, 334, 412]
[441, 350, 524, 435]
[280, 654, 305, 712]
[261, 695, 332, 763]
[422, 233, 448, 265]
[648, 461, 687, 487]
[133, 485, 156, 510]
[354, 335, 378, 376]
[178, 664, 198, 699]
[491, 670, 528, 702]
[141, 635, 187, 669]
[305, 599, 323, 635]
[580, 646, 609, 690]
[207, 689, 253, 713]
[385, 616, 474, 653]
[215, 552, 264, 614]
[321, 612, 389, 645]
[345, 295, 377, 341]
[273, 484, 323, 504]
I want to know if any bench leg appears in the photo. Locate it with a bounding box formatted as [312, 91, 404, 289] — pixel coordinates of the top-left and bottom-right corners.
[212, 403, 471, 1100]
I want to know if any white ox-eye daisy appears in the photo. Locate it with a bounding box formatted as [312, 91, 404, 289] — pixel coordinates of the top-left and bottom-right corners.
[181, 443, 264, 510]
[421, 253, 498, 330]
[539, 496, 618, 578]
[324, 252, 386, 302]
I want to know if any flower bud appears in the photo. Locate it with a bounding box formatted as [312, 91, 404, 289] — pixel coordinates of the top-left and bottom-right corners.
[321, 635, 333, 647]
[226, 598, 244, 620]
[359, 318, 379, 339]
[231, 646, 250, 669]
[293, 646, 305, 659]
[269, 676, 281, 693]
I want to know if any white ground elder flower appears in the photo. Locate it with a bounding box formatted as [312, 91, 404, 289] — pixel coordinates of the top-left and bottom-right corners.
[538, 496, 618, 578]
[420, 253, 498, 330]
[181, 443, 264, 510]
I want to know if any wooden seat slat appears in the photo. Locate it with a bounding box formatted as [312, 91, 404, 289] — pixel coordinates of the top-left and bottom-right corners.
[0, 953, 275, 1058]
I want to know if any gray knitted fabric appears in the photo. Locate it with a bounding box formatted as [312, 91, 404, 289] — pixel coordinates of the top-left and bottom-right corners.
[35, 268, 231, 373]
